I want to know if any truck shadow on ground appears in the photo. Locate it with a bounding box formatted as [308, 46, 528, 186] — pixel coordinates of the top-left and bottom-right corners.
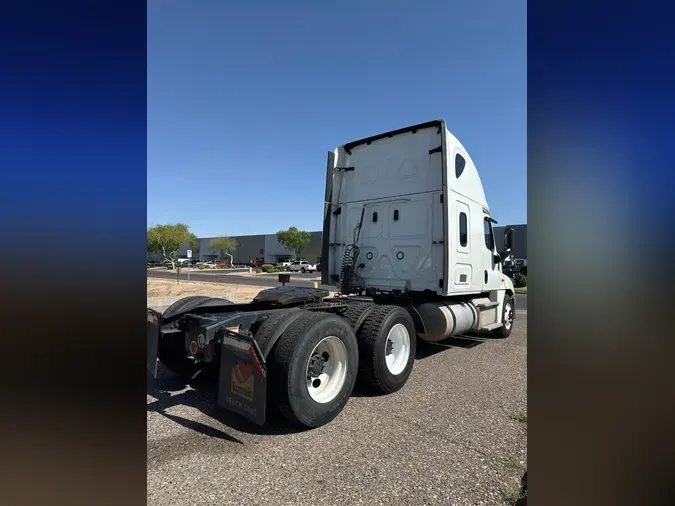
[146, 368, 314, 439]
[147, 334, 492, 435]
[147, 369, 396, 432]
[415, 333, 490, 359]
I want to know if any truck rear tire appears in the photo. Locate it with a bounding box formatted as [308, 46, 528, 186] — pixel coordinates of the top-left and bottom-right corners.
[250, 308, 305, 356]
[268, 312, 359, 428]
[492, 294, 514, 339]
[158, 296, 233, 378]
[356, 305, 416, 394]
[338, 302, 375, 332]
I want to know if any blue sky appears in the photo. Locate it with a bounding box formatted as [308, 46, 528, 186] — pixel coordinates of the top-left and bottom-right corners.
[147, 0, 526, 238]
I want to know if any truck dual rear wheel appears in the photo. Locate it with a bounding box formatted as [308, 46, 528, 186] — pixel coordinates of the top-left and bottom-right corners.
[157, 296, 233, 378]
[356, 305, 416, 394]
[268, 312, 359, 428]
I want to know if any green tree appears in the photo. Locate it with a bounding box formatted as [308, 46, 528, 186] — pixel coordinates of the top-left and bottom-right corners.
[209, 236, 238, 265]
[276, 226, 311, 260]
[147, 223, 198, 268]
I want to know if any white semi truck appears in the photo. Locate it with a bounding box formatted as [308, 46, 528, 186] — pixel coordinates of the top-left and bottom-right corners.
[147, 119, 516, 429]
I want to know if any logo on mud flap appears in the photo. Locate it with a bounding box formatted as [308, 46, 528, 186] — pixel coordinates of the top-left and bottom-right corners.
[231, 362, 254, 401]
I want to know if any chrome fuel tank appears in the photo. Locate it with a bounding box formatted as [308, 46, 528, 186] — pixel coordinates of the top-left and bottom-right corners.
[415, 301, 478, 342]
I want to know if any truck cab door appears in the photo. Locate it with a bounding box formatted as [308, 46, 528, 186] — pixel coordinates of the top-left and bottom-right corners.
[482, 217, 500, 290]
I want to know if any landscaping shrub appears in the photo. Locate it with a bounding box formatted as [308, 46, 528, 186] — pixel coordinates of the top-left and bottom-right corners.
[261, 264, 275, 273]
[198, 265, 206, 270]
[254, 268, 262, 274]
[514, 274, 527, 288]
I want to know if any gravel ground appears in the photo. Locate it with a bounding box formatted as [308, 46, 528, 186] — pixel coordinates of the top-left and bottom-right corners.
[147, 278, 337, 310]
[147, 303, 527, 505]
[147, 278, 284, 308]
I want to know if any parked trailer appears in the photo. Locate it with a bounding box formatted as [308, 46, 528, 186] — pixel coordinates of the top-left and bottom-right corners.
[147, 119, 517, 428]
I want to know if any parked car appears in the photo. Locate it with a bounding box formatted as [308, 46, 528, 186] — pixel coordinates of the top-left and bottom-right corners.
[250, 259, 266, 268]
[288, 260, 316, 273]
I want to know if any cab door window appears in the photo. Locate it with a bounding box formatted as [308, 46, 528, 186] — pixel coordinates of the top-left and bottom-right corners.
[483, 218, 495, 251]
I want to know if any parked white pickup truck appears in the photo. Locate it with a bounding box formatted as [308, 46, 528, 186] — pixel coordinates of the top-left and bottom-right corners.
[288, 260, 316, 273]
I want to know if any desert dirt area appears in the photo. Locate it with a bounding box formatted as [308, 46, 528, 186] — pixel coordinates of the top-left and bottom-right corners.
[147, 278, 282, 310]
[146, 278, 528, 506]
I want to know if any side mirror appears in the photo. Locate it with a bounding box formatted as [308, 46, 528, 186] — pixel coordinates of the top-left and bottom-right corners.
[504, 227, 514, 253]
[493, 252, 502, 263]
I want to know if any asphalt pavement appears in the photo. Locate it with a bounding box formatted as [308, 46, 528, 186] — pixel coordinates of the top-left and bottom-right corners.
[147, 314, 527, 505]
[148, 268, 320, 286]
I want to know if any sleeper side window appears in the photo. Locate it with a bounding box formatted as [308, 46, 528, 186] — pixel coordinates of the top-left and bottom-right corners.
[455, 153, 466, 178]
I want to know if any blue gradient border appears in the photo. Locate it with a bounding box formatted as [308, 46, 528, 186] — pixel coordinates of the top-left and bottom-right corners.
[0, 2, 147, 506]
[529, 1, 675, 505]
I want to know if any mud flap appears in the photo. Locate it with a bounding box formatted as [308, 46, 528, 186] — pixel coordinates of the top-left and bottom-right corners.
[146, 310, 161, 377]
[218, 332, 267, 425]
